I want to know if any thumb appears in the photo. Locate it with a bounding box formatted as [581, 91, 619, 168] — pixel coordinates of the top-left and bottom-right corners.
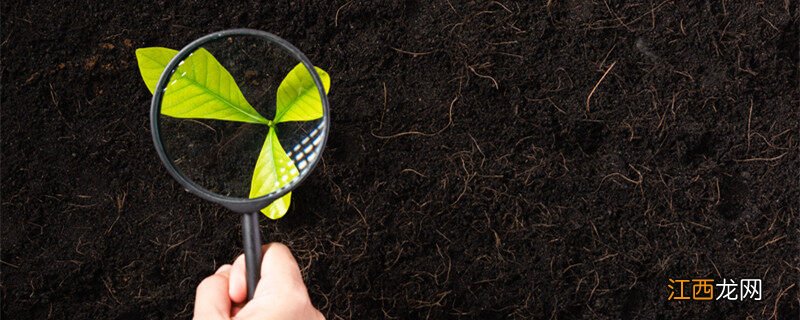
[256, 242, 306, 297]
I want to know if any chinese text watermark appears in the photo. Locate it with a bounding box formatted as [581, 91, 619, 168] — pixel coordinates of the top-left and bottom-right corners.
[667, 278, 761, 301]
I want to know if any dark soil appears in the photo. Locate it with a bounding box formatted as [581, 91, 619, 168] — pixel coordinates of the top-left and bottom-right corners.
[2, 1, 799, 319]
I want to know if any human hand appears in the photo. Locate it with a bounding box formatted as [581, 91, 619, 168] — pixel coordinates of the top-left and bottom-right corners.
[194, 242, 324, 320]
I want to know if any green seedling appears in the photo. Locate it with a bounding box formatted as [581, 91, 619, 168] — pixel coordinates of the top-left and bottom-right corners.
[136, 47, 330, 219]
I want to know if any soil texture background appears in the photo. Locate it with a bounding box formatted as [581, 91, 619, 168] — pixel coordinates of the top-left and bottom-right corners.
[2, 1, 799, 319]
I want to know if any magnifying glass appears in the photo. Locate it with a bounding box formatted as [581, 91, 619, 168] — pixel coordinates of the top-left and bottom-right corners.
[149, 29, 330, 300]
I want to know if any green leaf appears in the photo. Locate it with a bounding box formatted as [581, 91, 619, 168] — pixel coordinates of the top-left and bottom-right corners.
[136, 47, 178, 94]
[135, 47, 269, 125]
[274, 63, 331, 123]
[261, 193, 292, 220]
[250, 128, 299, 219]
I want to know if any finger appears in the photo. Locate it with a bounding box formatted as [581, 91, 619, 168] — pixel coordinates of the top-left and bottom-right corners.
[194, 264, 233, 319]
[228, 254, 247, 304]
[254, 242, 306, 297]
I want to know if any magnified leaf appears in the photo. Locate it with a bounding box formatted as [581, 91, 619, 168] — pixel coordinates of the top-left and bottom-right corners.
[274, 63, 330, 123]
[250, 128, 299, 219]
[135, 47, 269, 125]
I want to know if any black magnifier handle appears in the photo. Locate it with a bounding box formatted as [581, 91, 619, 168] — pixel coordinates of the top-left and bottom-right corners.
[241, 211, 262, 301]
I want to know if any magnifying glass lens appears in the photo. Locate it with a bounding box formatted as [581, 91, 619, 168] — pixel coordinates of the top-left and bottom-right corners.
[158, 35, 327, 200]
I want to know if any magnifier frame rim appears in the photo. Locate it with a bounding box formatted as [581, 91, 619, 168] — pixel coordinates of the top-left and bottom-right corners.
[150, 28, 330, 214]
